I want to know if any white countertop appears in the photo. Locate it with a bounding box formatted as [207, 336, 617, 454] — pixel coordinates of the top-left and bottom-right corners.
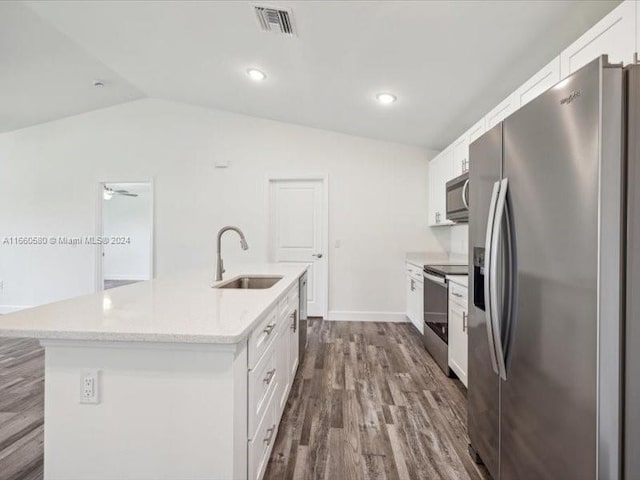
[447, 275, 468, 288]
[405, 251, 468, 268]
[0, 264, 307, 344]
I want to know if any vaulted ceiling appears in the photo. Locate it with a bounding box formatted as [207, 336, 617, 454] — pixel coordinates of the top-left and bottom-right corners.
[2, 1, 620, 149]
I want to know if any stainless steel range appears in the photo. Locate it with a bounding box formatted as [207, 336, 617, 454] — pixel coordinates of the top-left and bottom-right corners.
[422, 264, 468, 375]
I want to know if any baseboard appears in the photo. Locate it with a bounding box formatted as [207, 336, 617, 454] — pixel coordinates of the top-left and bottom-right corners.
[104, 275, 148, 281]
[0, 305, 32, 314]
[326, 311, 408, 323]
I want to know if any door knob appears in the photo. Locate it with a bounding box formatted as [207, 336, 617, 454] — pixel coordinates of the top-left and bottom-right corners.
[312, 253, 323, 258]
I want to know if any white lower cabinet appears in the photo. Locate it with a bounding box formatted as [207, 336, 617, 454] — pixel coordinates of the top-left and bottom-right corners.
[415, 278, 423, 333]
[248, 283, 300, 480]
[448, 281, 468, 387]
[248, 394, 278, 480]
[405, 264, 424, 334]
[248, 342, 279, 436]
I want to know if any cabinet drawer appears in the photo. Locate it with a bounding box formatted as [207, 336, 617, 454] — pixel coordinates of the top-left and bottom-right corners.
[249, 307, 279, 369]
[248, 341, 279, 438]
[449, 283, 468, 309]
[248, 393, 277, 480]
[406, 263, 422, 279]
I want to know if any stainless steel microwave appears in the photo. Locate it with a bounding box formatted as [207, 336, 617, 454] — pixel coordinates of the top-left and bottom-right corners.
[446, 172, 469, 222]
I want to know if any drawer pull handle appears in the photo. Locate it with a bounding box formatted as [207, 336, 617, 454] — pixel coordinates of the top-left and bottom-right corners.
[264, 425, 276, 445]
[263, 322, 276, 335]
[452, 292, 463, 298]
[263, 368, 276, 384]
[463, 312, 468, 332]
[290, 310, 297, 332]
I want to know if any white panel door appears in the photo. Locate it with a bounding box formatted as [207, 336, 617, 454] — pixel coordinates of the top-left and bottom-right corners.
[269, 179, 327, 317]
[516, 56, 561, 108]
[560, 0, 635, 78]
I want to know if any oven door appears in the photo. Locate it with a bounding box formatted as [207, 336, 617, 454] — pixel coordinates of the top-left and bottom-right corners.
[423, 271, 449, 343]
[446, 172, 469, 222]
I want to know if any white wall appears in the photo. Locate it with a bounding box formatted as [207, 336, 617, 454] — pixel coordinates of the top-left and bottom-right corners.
[449, 224, 469, 257]
[102, 183, 152, 281]
[0, 98, 446, 317]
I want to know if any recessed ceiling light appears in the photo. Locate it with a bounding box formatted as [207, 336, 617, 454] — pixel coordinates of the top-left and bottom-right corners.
[247, 68, 267, 82]
[93, 80, 105, 88]
[376, 93, 397, 105]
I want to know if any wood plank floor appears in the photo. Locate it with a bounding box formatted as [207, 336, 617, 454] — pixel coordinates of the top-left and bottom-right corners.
[264, 319, 491, 480]
[0, 320, 489, 480]
[0, 337, 44, 480]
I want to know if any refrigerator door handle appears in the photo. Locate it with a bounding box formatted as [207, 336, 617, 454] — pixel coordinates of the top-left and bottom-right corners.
[490, 178, 509, 380]
[484, 181, 501, 375]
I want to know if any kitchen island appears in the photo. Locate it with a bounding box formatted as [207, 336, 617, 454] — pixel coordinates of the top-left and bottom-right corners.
[0, 264, 307, 480]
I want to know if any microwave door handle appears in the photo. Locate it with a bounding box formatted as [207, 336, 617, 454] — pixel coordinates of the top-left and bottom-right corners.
[484, 181, 501, 375]
[490, 178, 509, 381]
[462, 179, 470, 209]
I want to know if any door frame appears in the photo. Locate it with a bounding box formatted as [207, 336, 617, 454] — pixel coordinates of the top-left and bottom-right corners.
[266, 175, 329, 318]
[94, 178, 155, 292]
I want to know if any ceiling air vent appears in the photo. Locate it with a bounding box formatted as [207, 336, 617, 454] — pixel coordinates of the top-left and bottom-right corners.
[253, 5, 296, 36]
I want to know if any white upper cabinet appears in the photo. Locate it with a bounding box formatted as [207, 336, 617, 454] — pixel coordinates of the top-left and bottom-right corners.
[451, 133, 469, 177]
[428, 0, 637, 230]
[516, 56, 561, 108]
[428, 149, 454, 227]
[468, 117, 486, 145]
[560, 0, 635, 78]
[485, 92, 518, 130]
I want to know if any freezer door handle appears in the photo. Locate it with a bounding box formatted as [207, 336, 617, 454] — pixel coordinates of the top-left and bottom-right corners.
[490, 178, 509, 380]
[484, 181, 501, 375]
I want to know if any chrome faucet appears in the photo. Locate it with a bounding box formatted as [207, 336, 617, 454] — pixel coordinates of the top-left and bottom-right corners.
[216, 226, 249, 281]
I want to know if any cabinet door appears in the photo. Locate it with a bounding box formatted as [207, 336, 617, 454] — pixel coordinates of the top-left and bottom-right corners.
[406, 274, 414, 322]
[560, 0, 635, 78]
[288, 309, 299, 382]
[428, 150, 454, 226]
[275, 326, 290, 416]
[448, 301, 468, 387]
[516, 56, 561, 108]
[415, 279, 424, 334]
[452, 134, 469, 177]
[485, 92, 518, 130]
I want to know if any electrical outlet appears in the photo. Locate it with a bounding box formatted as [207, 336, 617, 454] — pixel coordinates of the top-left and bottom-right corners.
[0, 280, 4, 291]
[80, 370, 99, 404]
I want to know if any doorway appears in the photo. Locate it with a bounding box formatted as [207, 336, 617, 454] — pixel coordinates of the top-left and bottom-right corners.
[268, 177, 328, 318]
[97, 181, 154, 291]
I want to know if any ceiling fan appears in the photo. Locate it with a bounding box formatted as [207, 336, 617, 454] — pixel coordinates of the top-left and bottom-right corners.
[103, 186, 138, 200]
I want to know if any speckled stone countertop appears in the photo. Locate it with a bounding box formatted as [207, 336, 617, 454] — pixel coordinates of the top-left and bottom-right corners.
[405, 252, 468, 268]
[0, 264, 307, 344]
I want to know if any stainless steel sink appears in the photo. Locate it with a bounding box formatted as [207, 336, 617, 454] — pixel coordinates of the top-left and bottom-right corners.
[214, 276, 283, 289]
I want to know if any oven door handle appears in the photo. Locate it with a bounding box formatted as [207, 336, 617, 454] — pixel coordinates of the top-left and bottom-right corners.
[422, 271, 447, 286]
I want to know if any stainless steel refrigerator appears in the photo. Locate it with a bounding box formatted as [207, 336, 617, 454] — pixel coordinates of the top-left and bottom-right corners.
[467, 56, 633, 480]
